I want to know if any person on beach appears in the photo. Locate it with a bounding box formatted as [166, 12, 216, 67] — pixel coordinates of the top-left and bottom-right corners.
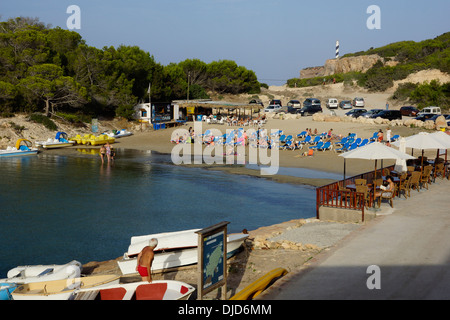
[377, 129, 383, 143]
[136, 238, 158, 283]
[100, 145, 106, 163]
[386, 127, 392, 146]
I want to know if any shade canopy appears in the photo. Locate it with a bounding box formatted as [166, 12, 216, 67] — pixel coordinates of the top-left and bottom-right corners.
[339, 141, 416, 161]
[391, 132, 448, 150]
[429, 131, 450, 149]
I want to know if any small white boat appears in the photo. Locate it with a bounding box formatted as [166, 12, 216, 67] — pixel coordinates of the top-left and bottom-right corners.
[1, 260, 82, 284]
[117, 232, 248, 275]
[0, 139, 39, 157]
[104, 129, 133, 138]
[73, 280, 195, 300]
[35, 132, 75, 149]
[11, 274, 120, 300]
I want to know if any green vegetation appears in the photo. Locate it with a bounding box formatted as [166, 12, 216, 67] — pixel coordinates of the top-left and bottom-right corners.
[0, 17, 261, 120]
[392, 80, 450, 110]
[29, 113, 58, 130]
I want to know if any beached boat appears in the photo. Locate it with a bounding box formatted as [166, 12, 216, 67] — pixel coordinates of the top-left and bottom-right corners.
[73, 280, 195, 300]
[1, 260, 82, 284]
[104, 129, 133, 138]
[0, 139, 39, 157]
[35, 132, 75, 149]
[81, 134, 116, 146]
[0, 283, 17, 300]
[117, 231, 248, 275]
[11, 274, 120, 300]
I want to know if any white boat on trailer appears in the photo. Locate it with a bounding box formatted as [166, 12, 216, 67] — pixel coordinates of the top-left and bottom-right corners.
[73, 280, 195, 300]
[117, 229, 248, 275]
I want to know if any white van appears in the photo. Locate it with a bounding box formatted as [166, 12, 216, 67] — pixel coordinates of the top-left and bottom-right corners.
[418, 106, 441, 115]
[326, 98, 338, 109]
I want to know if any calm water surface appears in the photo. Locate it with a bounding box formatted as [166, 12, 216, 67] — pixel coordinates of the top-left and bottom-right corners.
[0, 148, 327, 277]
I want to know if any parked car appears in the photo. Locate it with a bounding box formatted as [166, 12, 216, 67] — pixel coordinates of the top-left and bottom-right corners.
[326, 98, 339, 109]
[400, 106, 419, 117]
[303, 98, 321, 108]
[339, 100, 352, 109]
[418, 106, 441, 116]
[369, 110, 402, 120]
[353, 97, 365, 108]
[287, 100, 301, 108]
[429, 114, 450, 122]
[414, 113, 434, 121]
[269, 99, 282, 106]
[249, 99, 264, 107]
[345, 109, 367, 118]
[264, 104, 282, 113]
[361, 109, 383, 118]
[297, 104, 322, 116]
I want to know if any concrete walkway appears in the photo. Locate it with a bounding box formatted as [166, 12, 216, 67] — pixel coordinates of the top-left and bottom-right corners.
[258, 178, 450, 300]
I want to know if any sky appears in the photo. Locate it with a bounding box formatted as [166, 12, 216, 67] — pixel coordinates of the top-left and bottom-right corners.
[1, 0, 449, 85]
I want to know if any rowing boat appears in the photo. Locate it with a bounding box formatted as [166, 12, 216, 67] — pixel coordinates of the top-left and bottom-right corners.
[11, 274, 120, 300]
[73, 280, 195, 300]
[1, 260, 82, 284]
[117, 231, 248, 275]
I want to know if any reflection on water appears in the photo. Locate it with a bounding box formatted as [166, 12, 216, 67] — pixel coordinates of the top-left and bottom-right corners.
[0, 149, 317, 277]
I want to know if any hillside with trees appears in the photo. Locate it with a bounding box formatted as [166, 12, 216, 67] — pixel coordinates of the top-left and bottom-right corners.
[0, 17, 261, 119]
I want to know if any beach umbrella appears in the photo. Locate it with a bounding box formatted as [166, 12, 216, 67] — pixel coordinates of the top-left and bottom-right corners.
[339, 142, 415, 181]
[392, 132, 449, 171]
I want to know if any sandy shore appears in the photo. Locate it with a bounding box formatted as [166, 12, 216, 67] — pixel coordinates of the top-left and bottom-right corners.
[110, 116, 429, 182]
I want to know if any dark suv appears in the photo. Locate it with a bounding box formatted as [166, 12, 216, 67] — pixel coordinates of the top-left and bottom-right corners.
[297, 105, 322, 116]
[369, 110, 402, 120]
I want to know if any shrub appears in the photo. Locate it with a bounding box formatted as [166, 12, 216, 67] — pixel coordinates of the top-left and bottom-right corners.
[29, 113, 58, 131]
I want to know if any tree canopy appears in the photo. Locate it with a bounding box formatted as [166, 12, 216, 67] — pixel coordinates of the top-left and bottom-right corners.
[0, 17, 261, 119]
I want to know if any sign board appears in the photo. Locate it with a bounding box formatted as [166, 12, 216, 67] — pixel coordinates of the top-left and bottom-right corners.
[196, 221, 229, 300]
[91, 118, 98, 133]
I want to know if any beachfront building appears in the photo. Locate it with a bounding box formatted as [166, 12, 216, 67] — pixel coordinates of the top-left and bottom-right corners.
[133, 103, 152, 123]
[172, 99, 263, 122]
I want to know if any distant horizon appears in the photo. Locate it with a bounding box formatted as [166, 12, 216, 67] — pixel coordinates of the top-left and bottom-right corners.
[1, 0, 449, 85]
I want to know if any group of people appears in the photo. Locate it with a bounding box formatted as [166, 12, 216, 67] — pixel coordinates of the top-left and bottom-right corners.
[99, 142, 115, 163]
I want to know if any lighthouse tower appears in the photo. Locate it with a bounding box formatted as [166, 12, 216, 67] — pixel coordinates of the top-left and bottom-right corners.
[336, 41, 340, 59]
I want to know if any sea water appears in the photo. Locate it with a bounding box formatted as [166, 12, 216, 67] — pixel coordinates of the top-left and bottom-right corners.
[0, 148, 331, 277]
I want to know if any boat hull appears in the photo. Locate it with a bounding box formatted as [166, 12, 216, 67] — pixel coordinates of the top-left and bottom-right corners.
[0, 150, 38, 157]
[118, 233, 248, 275]
[11, 274, 120, 300]
[74, 280, 195, 300]
[0, 283, 17, 300]
[1, 260, 82, 284]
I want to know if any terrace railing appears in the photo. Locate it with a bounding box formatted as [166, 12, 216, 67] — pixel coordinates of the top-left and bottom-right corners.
[316, 165, 396, 222]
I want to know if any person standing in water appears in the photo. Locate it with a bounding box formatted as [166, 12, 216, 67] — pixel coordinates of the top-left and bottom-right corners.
[105, 142, 112, 163]
[100, 145, 106, 163]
